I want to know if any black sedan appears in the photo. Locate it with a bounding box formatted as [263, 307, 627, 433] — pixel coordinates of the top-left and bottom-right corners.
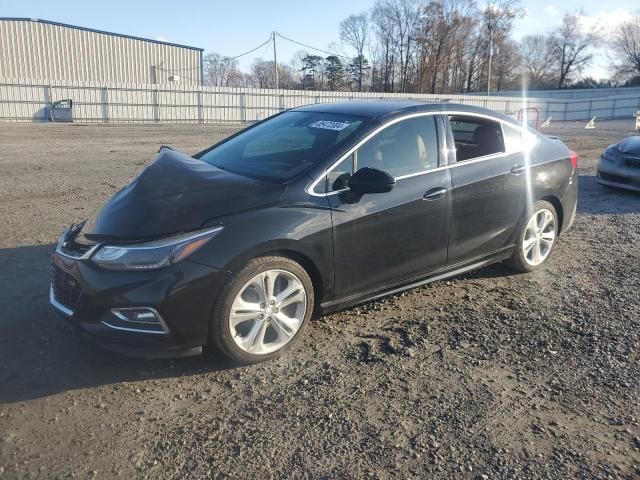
[51, 101, 578, 363]
[597, 135, 640, 192]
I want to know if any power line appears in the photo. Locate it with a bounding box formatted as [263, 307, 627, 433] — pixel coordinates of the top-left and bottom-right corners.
[226, 36, 273, 60]
[158, 36, 274, 74]
[253, 37, 274, 62]
[275, 32, 348, 60]
[160, 31, 347, 75]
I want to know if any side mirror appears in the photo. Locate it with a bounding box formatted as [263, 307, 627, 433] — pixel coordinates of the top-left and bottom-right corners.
[348, 167, 396, 194]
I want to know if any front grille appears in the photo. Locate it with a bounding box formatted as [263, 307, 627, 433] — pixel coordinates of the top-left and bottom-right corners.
[58, 237, 95, 258]
[599, 172, 630, 184]
[624, 157, 640, 169]
[51, 266, 82, 311]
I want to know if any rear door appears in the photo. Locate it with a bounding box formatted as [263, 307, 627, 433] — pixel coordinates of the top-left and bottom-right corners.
[446, 114, 527, 265]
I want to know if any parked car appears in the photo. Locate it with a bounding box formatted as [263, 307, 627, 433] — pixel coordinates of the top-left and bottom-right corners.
[51, 101, 578, 363]
[597, 135, 640, 192]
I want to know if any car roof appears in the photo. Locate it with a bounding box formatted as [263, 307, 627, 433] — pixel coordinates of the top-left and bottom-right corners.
[292, 100, 517, 124]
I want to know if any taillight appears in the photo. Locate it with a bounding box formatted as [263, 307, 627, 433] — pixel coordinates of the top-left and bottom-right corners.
[569, 150, 579, 170]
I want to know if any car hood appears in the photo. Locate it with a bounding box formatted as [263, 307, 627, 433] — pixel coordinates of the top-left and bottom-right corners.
[84, 148, 283, 240]
[617, 136, 640, 155]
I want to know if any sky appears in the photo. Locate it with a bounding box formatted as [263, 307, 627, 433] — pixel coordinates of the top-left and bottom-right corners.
[3, 0, 637, 81]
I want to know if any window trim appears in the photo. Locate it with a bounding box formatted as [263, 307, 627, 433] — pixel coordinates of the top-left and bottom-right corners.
[307, 110, 530, 197]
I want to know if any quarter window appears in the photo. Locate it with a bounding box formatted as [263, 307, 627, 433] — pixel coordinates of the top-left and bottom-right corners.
[449, 115, 505, 162]
[503, 124, 524, 154]
[326, 153, 354, 192]
[323, 116, 439, 193]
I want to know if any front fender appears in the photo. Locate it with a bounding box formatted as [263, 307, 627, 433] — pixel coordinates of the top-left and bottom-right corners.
[188, 204, 334, 299]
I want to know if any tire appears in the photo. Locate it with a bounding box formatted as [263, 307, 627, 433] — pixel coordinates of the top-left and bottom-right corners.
[508, 200, 559, 273]
[209, 256, 314, 364]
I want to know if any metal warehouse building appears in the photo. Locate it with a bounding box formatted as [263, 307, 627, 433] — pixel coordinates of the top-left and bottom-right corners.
[0, 18, 203, 85]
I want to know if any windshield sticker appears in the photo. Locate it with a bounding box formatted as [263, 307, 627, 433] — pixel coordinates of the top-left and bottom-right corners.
[309, 120, 351, 131]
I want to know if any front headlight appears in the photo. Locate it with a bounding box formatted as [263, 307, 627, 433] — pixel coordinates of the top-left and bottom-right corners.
[91, 226, 223, 270]
[602, 145, 618, 162]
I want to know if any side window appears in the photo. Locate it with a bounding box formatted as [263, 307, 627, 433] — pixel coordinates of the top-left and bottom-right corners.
[355, 116, 439, 178]
[449, 115, 505, 162]
[320, 116, 439, 193]
[503, 124, 523, 154]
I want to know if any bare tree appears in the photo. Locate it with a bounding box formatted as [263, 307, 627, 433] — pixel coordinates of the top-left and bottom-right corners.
[203, 52, 240, 87]
[519, 34, 555, 89]
[611, 14, 640, 79]
[395, 0, 423, 92]
[340, 13, 370, 91]
[250, 59, 296, 89]
[371, 0, 422, 92]
[416, 0, 477, 94]
[483, 0, 522, 93]
[492, 39, 521, 91]
[548, 12, 599, 88]
[371, 1, 398, 92]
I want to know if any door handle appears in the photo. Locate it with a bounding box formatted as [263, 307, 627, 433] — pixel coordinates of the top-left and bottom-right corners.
[423, 187, 448, 201]
[510, 165, 526, 175]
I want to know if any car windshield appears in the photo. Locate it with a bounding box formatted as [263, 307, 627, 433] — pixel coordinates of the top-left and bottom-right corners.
[198, 111, 366, 182]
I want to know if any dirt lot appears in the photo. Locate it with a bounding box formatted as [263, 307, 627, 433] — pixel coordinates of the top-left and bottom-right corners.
[0, 119, 639, 479]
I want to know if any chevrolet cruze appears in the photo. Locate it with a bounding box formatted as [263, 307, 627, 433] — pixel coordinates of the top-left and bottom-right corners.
[50, 101, 578, 363]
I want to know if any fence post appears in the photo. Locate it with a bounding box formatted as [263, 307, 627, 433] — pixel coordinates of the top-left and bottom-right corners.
[240, 93, 246, 123]
[279, 93, 285, 112]
[197, 90, 204, 124]
[611, 97, 616, 120]
[43, 85, 52, 122]
[152, 87, 160, 123]
[100, 87, 109, 123]
[563, 101, 568, 122]
[544, 101, 550, 121]
[588, 99, 593, 121]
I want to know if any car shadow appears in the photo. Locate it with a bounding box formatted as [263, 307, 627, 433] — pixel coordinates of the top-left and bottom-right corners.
[577, 174, 639, 215]
[0, 243, 238, 404]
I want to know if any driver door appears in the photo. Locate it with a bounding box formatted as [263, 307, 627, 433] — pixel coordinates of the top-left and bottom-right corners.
[325, 115, 451, 299]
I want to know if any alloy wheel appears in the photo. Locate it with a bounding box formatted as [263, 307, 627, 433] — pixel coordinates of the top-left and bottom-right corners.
[522, 208, 556, 266]
[228, 269, 307, 355]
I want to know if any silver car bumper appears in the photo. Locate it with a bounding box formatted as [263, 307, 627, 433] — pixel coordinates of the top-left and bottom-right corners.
[597, 157, 640, 192]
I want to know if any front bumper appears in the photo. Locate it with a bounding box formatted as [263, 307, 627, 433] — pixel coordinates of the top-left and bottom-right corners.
[50, 252, 231, 358]
[597, 157, 640, 193]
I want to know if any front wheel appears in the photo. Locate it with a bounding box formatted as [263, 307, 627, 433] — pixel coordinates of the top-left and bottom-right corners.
[209, 256, 314, 364]
[508, 200, 558, 272]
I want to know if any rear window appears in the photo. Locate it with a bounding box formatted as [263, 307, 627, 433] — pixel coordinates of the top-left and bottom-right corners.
[198, 111, 365, 182]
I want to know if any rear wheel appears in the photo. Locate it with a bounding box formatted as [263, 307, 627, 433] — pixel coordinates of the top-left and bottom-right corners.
[508, 200, 558, 272]
[209, 256, 314, 364]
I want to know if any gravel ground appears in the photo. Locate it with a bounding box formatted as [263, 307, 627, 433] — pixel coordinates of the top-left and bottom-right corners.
[0, 120, 639, 479]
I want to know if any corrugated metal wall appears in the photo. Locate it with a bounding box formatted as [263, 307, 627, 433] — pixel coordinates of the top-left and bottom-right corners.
[0, 19, 202, 86]
[1, 78, 639, 124]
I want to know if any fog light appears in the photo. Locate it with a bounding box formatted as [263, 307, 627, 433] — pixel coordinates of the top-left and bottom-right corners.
[103, 307, 170, 334]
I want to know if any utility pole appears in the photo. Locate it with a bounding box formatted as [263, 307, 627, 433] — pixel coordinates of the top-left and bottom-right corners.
[272, 31, 279, 90]
[487, 21, 494, 95]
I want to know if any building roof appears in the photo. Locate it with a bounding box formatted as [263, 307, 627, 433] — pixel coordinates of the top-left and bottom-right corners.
[0, 17, 203, 51]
